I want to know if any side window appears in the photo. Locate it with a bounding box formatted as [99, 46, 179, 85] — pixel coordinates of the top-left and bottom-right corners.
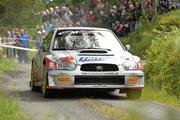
[41, 31, 54, 50]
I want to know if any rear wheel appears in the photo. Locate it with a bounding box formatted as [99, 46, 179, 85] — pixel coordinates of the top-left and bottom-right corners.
[126, 89, 142, 99]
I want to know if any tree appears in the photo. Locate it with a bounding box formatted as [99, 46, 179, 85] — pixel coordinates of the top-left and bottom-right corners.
[0, 0, 45, 30]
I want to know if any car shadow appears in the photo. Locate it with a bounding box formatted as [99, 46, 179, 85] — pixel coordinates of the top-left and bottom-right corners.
[17, 89, 128, 102]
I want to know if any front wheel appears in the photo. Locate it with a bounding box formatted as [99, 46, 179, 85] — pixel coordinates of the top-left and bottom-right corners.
[31, 65, 39, 92]
[41, 73, 50, 98]
[126, 89, 142, 99]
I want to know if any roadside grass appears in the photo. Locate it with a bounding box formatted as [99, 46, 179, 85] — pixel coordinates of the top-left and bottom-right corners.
[81, 99, 144, 120]
[0, 59, 16, 73]
[0, 60, 30, 120]
[142, 86, 180, 109]
[0, 92, 30, 120]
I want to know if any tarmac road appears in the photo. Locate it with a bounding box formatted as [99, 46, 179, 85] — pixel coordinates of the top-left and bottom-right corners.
[0, 64, 180, 120]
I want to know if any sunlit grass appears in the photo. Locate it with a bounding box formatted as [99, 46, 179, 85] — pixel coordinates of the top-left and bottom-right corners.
[0, 92, 30, 120]
[142, 86, 180, 108]
[0, 59, 16, 72]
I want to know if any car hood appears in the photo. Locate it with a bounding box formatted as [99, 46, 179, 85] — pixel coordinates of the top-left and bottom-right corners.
[50, 50, 138, 65]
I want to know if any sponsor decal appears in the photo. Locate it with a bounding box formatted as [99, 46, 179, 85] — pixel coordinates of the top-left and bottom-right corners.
[79, 57, 105, 62]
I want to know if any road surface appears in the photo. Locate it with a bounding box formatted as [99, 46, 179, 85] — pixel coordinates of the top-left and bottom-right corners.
[0, 64, 180, 120]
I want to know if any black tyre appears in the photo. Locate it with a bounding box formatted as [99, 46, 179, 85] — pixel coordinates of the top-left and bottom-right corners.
[41, 73, 50, 98]
[126, 89, 142, 99]
[31, 65, 39, 92]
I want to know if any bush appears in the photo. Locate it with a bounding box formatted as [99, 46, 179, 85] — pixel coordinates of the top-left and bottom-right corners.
[122, 10, 180, 99]
[0, 59, 16, 72]
[144, 29, 180, 99]
[121, 10, 180, 59]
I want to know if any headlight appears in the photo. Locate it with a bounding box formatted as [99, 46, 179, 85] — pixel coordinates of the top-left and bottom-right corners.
[59, 61, 76, 70]
[122, 60, 143, 71]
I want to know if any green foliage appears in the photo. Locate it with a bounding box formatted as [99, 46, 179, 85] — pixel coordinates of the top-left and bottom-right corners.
[0, 93, 30, 120]
[0, 0, 45, 31]
[144, 28, 180, 99]
[122, 10, 180, 99]
[121, 10, 180, 59]
[143, 86, 180, 108]
[0, 59, 16, 72]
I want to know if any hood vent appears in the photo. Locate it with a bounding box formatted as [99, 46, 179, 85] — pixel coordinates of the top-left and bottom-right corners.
[80, 50, 107, 53]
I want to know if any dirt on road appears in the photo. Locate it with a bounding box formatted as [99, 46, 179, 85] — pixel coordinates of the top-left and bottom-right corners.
[0, 64, 180, 120]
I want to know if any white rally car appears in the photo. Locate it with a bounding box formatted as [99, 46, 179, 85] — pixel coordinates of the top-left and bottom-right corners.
[31, 27, 144, 98]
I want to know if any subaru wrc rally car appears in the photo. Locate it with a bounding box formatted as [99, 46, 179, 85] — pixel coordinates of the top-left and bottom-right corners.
[30, 27, 144, 98]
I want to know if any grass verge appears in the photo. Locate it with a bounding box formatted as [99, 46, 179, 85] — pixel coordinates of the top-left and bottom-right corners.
[0, 59, 30, 120]
[0, 59, 16, 73]
[142, 86, 180, 109]
[0, 92, 30, 120]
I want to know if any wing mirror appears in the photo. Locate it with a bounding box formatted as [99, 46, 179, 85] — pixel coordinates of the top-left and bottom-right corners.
[125, 44, 131, 51]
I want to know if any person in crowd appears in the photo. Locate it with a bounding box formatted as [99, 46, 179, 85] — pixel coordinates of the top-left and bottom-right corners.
[17, 29, 29, 63]
[38, 0, 176, 37]
[11, 28, 20, 58]
[5, 31, 14, 58]
[98, 10, 108, 28]
[33, 31, 41, 50]
[114, 21, 124, 37]
[120, 9, 130, 35]
[95, 0, 105, 12]
[45, 20, 55, 33]
[86, 11, 97, 27]
[90, 0, 98, 9]
[108, 9, 118, 29]
[64, 7, 73, 25]
[72, 7, 82, 24]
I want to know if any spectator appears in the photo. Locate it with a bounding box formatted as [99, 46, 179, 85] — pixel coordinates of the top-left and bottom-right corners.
[108, 9, 118, 28]
[86, 11, 97, 27]
[90, 0, 98, 9]
[114, 21, 124, 37]
[18, 29, 29, 63]
[98, 10, 108, 28]
[128, 3, 137, 32]
[6, 31, 14, 58]
[45, 20, 55, 33]
[38, 0, 176, 37]
[34, 31, 42, 50]
[95, 0, 105, 12]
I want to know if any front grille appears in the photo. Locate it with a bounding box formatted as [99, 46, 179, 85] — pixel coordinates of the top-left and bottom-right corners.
[74, 75, 125, 85]
[80, 64, 119, 71]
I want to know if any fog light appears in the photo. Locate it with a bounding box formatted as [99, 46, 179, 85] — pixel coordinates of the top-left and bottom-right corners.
[128, 77, 139, 83]
[57, 77, 71, 82]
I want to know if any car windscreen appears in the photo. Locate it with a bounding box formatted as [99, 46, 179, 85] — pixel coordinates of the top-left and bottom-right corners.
[52, 30, 125, 51]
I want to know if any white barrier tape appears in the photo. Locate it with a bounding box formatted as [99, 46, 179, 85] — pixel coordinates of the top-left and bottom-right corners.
[1, 38, 40, 43]
[1, 42, 16, 45]
[0, 44, 38, 52]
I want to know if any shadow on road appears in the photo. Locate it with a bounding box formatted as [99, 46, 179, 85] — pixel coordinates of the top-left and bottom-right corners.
[17, 89, 128, 102]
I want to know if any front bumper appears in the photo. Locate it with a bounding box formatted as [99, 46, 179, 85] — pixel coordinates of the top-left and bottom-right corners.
[46, 66, 144, 90]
